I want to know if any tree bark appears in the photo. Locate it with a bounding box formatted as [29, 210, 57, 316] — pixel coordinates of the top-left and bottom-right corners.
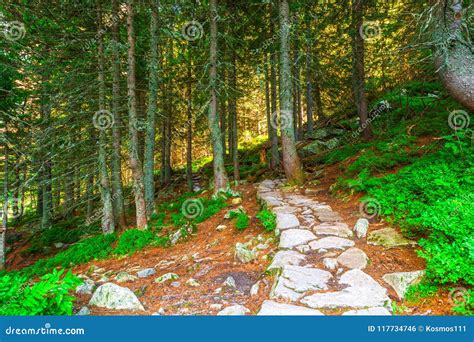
[351, 0, 371, 139]
[269, 15, 280, 167]
[186, 62, 193, 192]
[1, 118, 8, 270]
[434, 0, 473, 111]
[97, 3, 115, 234]
[279, 0, 305, 185]
[229, 50, 240, 182]
[209, 0, 230, 191]
[144, 0, 160, 217]
[111, 0, 126, 229]
[126, 0, 147, 228]
[40, 75, 52, 229]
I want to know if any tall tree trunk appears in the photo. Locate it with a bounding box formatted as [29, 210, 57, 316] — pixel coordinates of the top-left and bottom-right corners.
[0, 119, 8, 270]
[264, 54, 272, 159]
[41, 75, 52, 229]
[186, 62, 193, 192]
[269, 17, 280, 168]
[209, 0, 230, 191]
[351, 0, 371, 139]
[279, 0, 305, 185]
[220, 68, 227, 155]
[434, 0, 473, 111]
[111, 0, 126, 229]
[229, 50, 239, 183]
[144, 0, 160, 218]
[97, 3, 115, 234]
[126, 0, 147, 228]
[293, 32, 303, 139]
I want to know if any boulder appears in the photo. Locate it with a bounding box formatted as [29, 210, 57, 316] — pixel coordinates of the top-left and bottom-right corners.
[354, 218, 369, 238]
[382, 270, 425, 299]
[337, 247, 368, 269]
[89, 283, 144, 311]
[258, 300, 324, 316]
[217, 305, 250, 316]
[367, 228, 417, 248]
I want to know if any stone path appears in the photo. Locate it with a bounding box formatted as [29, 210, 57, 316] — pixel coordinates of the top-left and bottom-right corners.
[256, 179, 392, 316]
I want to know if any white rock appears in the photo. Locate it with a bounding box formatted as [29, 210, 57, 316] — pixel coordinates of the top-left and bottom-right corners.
[235, 242, 258, 263]
[223, 276, 236, 288]
[137, 268, 156, 278]
[89, 283, 144, 311]
[342, 307, 391, 316]
[267, 250, 307, 270]
[354, 218, 369, 238]
[217, 305, 250, 316]
[279, 229, 317, 249]
[76, 279, 95, 295]
[301, 269, 391, 309]
[313, 222, 353, 238]
[258, 300, 324, 316]
[382, 270, 425, 299]
[115, 272, 138, 283]
[76, 306, 90, 316]
[309, 236, 355, 251]
[276, 213, 300, 230]
[337, 247, 368, 269]
[323, 258, 338, 270]
[250, 281, 260, 296]
[216, 224, 227, 232]
[271, 265, 332, 301]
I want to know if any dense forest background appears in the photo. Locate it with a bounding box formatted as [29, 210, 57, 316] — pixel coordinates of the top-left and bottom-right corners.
[0, 0, 472, 316]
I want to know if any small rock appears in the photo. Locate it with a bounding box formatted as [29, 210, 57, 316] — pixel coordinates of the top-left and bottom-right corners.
[76, 278, 95, 295]
[115, 272, 138, 283]
[210, 303, 223, 310]
[231, 198, 242, 205]
[170, 281, 181, 288]
[155, 273, 179, 283]
[235, 242, 257, 263]
[137, 268, 156, 278]
[323, 258, 338, 270]
[250, 281, 260, 296]
[223, 276, 236, 288]
[89, 283, 144, 311]
[214, 287, 222, 294]
[186, 278, 200, 287]
[354, 218, 369, 238]
[382, 270, 425, 299]
[216, 224, 227, 232]
[217, 304, 250, 316]
[337, 247, 368, 269]
[256, 243, 269, 250]
[54, 242, 65, 249]
[158, 307, 166, 315]
[76, 306, 90, 316]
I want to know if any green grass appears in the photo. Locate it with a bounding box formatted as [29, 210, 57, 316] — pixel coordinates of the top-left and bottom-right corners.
[113, 229, 169, 256]
[256, 209, 276, 232]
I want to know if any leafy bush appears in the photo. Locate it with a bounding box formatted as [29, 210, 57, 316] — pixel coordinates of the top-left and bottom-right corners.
[0, 269, 80, 315]
[114, 229, 168, 256]
[349, 132, 474, 286]
[256, 210, 276, 232]
[452, 289, 474, 315]
[229, 211, 250, 231]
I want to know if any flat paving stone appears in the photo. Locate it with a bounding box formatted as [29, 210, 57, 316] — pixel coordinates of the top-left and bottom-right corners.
[279, 229, 317, 249]
[337, 247, 368, 269]
[271, 265, 332, 301]
[313, 222, 353, 238]
[276, 213, 300, 230]
[314, 209, 343, 222]
[309, 236, 355, 251]
[258, 300, 324, 316]
[268, 250, 307, 270]
[301, 269, 391, 309]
